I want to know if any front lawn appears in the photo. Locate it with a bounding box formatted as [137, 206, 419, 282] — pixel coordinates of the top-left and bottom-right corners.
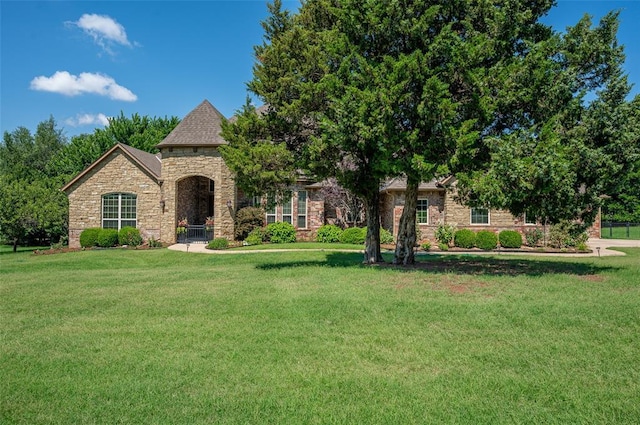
[1, 248, 639, 423]
[229, 242, 367, 251]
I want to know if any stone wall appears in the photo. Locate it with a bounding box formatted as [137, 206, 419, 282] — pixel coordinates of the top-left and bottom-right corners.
[385, 190, 446, 241]
[65, 151, 161, 248]
[159, 146, 236, 243]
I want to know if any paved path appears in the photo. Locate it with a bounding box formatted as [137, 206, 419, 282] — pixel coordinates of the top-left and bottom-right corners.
[168, 238, 640, 257]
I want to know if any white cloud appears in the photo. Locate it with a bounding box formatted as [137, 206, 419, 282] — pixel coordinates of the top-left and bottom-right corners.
[74, 13, 133, 54]
[65, 113, 110, 127]
[30, 71, 137, 101]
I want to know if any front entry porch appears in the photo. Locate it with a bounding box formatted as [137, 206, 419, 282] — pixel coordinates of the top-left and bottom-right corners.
[176, 175, 216, 243]
[177, 225, 214, 243]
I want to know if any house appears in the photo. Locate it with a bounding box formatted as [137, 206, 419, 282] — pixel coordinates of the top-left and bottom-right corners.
[62, 99, 599, 248]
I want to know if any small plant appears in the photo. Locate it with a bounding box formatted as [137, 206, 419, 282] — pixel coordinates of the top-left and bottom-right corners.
[234, 207, 264, 240]
[205, 216, 215, 229]
[435, 223, 456, 246]
[499, 230, 522, 249]
[316, 224, 343, 243]
[118, 226, 143, 247]
[97, 228, 119, 248]
[177, 217, 189, 228]
[147, 237, 163, 248]
[421, 241, 431, 251]
[245, 227, 266, 246]
[380, 227, 394, 244]
[339, 227, 366, 244]
[524, 228, 543, 247]
[207, 238, 229, 250]
[438, 242, 449, 251]
[476, 230, 498, 250]
[266, 222, 297, 244]
[454, 229, 476, 249]
[576, 242, 589, 251]
[79, 228, 101, 248]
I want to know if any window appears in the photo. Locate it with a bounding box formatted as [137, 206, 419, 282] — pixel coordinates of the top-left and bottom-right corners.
[265, 195, 276, 224]
[417, 198, 429, 224]
[282, 196, 293, 224]
[524, 212, 537, 225]
[297, 191, 308, 228]
[102, 193, 137, 230]
[470, 207, 489, 225]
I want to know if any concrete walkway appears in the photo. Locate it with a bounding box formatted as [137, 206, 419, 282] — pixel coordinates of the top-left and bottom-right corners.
[168, 238, 640, 257]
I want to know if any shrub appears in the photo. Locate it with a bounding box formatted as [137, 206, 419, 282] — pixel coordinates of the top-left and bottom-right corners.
[245, 227, 266, 245]
[340, 227, 366, 244]
[421, 241, 431, 251]
[147, 237, 163, 248]
[96, 228, 119, 248]
[118, 226, 143, 246]
[548, 220, 589, 248]
[499, 230, 522, 248]
[524, 228, 543, 247]
[438, 242, 449, 251]
[316, 224, 343, 243]
[207, 238, 229, 250]
[79, 228, 101, 248]
[266, 222, 297, 244]
[476, 230, 498, 250]
[454, 229, 476, 249]
[380, 227, 394, 244]
[234, 207, 265, 240]
[435, 223, 456, 245]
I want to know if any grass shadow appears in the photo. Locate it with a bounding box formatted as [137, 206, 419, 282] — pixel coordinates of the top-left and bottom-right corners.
[256, 252, 619, 277]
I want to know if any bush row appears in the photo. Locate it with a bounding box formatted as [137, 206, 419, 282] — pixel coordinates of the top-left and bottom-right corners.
[244, 222, 298, 246]
[447, 229, 523, 250]
[79, 227, 144, 248]
[314, 225, 394, 245]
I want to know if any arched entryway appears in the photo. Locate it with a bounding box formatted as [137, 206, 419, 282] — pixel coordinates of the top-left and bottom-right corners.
[176, 175, 214, 242]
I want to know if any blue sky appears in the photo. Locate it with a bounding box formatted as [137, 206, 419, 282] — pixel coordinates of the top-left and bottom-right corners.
[1, 1, 639, 138]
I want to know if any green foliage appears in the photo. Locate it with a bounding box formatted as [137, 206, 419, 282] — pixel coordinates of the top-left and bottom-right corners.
[421, 241, 431, 251]
[454, 229, 476, 249]
[118, 227, 143, 247]
[79, 228, 101, 248]
[265, 222, 297, 244]
[97, 229, 119, 248]
[147, 237, 163, 248]
[524, 229, 544, 247]
[339, 227, 366, 245]
[499, 230, 523, 249]
[315, 224, 343, 243]
[245, 227, 266, 246]
[380, 228, 394, 245]
[476, 230, 498, 250]
[438, 243, 449, 251]
[234, 207, 265, 240]
[435, 223, 456, 246]
[548, 221, 589, 249]
[207, 238, 229, 250]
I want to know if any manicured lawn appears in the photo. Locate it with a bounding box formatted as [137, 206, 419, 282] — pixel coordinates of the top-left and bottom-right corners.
[230, 242, 367, 251]
[601, 224, 640, 239]
[0, 245, 48, 254]
[2, 248, 639, 424]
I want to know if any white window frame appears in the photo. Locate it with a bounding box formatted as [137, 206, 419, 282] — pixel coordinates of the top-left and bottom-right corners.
[524, 212, 537, 225]
[470, 207, 490, 225]
[102, 193, 137, 230]
[297, 190, 308, 229]
[281, 196, 293, 224]
[265, 195, 277, 224]
[416, 197, 429, 225]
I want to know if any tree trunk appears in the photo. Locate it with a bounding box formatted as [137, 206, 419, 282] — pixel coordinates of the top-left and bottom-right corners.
[363, 190, 384, 264]
[12, 238, 18, 253]
[394, 179, 418, 265]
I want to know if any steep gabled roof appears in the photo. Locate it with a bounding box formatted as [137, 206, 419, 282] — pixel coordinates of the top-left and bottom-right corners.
[61, 143, 161, 193]
[156, 99, 227, 147]
[380, 177, 445, 192]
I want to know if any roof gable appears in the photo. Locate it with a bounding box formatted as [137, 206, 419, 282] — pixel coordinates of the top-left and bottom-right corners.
[61, 143, 161, 193]
[381, 177, 444, 192]
[156, 99, 227, 147]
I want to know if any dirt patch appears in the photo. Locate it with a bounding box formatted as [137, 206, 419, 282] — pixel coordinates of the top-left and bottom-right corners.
[581, 274, 606, 282]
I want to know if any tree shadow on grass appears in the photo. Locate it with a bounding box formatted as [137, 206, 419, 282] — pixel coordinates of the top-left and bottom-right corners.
[256, 252, 618, 277]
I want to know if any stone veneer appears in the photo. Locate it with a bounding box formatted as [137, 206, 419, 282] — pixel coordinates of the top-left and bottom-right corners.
[66, 151, 162, 248]
[159, 146, 236, 243]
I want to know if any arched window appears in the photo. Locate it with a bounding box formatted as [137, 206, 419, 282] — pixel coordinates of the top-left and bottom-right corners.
[102, 193, 137, 229]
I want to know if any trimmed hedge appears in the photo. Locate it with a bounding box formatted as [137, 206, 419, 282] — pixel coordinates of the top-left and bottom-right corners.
[340, 227, 366, 244]
[79, 228, 101, 248]
[266, 222, 297, 244]
[499, 230, 522, 248]
[245, 227, 266, 246]
[380, 228, 394, 244]
[454, 229, 476, 249]
[97, 229, 119, 248]
[207, 238, 229, 250]
[476, 230, 498, 250]
[118, 226, 143, 246]
[316, 224, 343, 243]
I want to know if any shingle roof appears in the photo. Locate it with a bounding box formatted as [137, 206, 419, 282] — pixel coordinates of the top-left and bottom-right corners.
[380, 177, 444, 192]
[61, 143, 161, 192]
[157, 99, 227, 147]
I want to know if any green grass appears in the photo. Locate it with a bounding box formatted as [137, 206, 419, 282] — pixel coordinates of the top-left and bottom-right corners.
[2, 248, 640, 424]
[231, 242, 367, 251]
[601, 224, 640, 239]
[0, 245, 48, 255]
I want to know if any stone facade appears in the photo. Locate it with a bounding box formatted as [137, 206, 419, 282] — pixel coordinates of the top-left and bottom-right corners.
[65, 150, 162, 248]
